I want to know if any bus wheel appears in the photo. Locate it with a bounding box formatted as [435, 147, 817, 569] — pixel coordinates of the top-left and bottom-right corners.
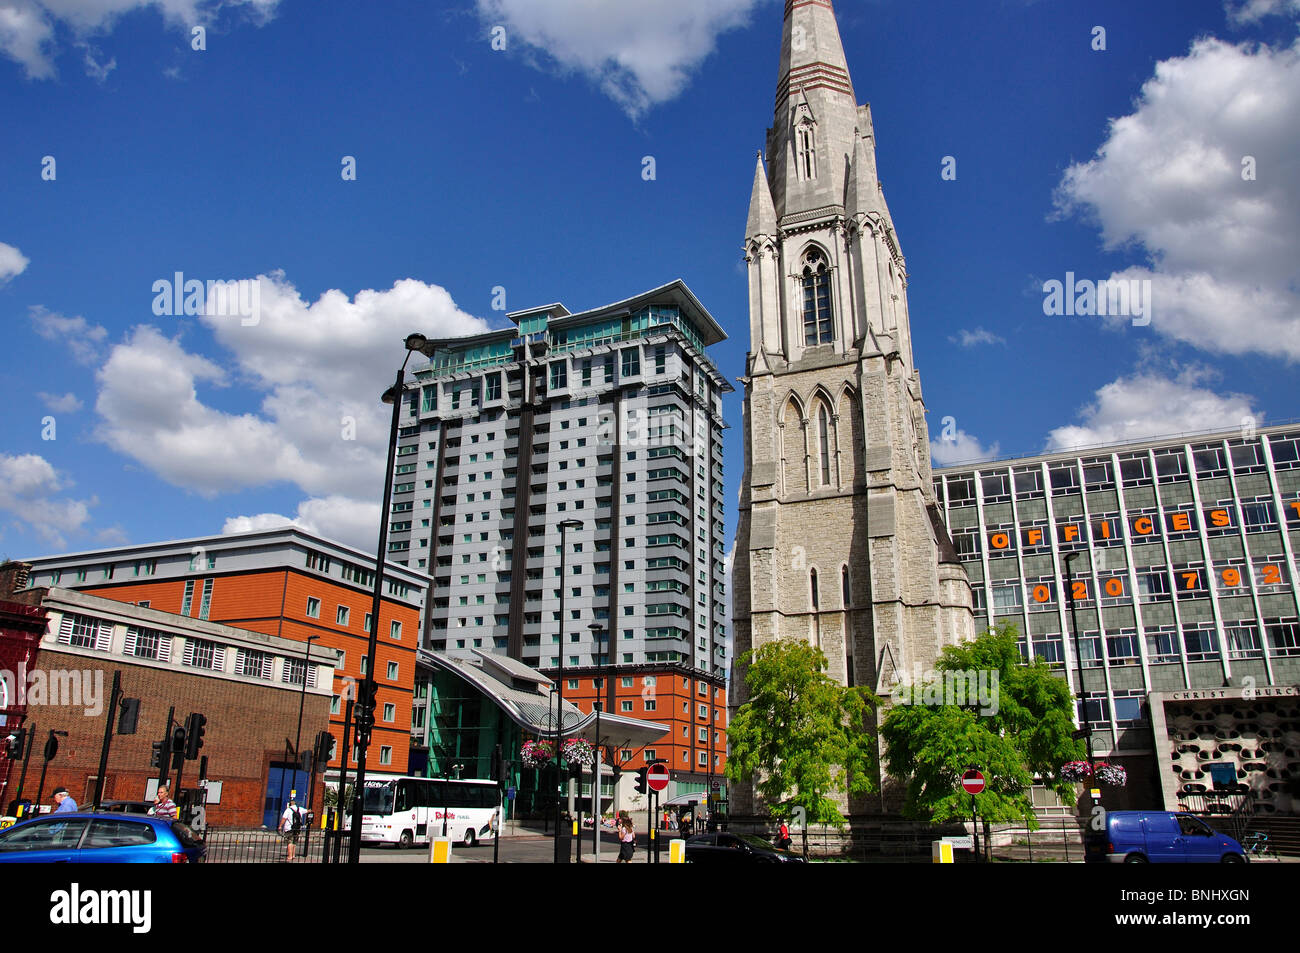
[399, 830, 413, 848]
[463, 829, 477, 848]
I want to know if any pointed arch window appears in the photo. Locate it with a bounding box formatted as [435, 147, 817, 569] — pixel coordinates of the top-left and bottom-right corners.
[810, 568, 820, 611]
[801, 248, 834, 346]
[818, 405, 832, 485]
[841, 565, 851, 607]
[796, 121, 817, 180]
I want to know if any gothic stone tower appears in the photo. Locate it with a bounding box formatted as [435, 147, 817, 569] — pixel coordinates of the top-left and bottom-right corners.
[731, 0, 974, 814]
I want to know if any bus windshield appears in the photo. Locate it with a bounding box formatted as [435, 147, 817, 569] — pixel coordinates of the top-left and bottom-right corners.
[361, 782, 394, 815]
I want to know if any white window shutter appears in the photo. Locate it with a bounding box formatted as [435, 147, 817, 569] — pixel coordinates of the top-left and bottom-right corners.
[182, 641, 194, 666]
[124, 627, 138, 656]
[57, 616, 74, 645]
[96, 620, 113, 652]
[306, 666, 317, 689]
[158, 635, 172, 663]
[261, 655, 273, 680]
[212, 645, 226, 671]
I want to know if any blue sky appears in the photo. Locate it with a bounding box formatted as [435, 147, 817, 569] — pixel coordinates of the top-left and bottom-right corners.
[1, 0, 1298, 562]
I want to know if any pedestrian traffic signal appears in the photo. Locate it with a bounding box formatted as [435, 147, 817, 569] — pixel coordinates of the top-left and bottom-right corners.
[634, 767, 648, 795]
[150, 741, 164, 770]
[183, 713, 206, 759]
[118, 698, 141, 735]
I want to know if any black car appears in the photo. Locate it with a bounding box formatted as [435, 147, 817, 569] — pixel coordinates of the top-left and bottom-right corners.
[99, 801, 154, 815]
[684, 832, 807, 863]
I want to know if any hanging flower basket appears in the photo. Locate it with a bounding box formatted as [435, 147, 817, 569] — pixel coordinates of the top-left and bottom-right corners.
[563, 738, 595, 766]
[521, 740, 555, 767]
[1060, 761, 1092, 783]
[1094, 762, 1127, 787]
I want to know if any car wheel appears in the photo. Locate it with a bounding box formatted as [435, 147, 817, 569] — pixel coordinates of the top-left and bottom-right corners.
[399, 830, 413, 849]
[1123, 854, 1148, 863]
[463, 828, 477, 848]
[1221, 853, 1245, 863]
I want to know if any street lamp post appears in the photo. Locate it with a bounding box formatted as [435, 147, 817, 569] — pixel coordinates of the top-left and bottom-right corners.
[1063, 551, 1097, 808]
[553, 518, 582, 863]
[347, 333, 429, 864]
[294, 634, 321, 809]
[588, 621, 606, 863]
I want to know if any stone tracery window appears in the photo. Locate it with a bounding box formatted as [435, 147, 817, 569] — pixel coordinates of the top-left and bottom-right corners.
[801, 248, 833, 346]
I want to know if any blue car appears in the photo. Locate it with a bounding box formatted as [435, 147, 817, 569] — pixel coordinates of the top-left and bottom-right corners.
[0, 812, 205, 863]
[1085, 810, 1246, 863]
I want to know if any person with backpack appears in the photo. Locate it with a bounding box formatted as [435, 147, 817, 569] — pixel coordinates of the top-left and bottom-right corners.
[281, 795, 306, 862]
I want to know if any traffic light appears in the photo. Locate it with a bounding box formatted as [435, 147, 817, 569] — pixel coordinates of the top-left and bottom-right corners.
[4, 728, 24, 760]
[183, 713, 206, 759]
[150, 741, 164, 770]
[170, 725, 187, 770]
[118, 698, 141, 735]
[355, 680, 377, 731]
[634, 767, 648, 795]
[314, 730, 335, 765]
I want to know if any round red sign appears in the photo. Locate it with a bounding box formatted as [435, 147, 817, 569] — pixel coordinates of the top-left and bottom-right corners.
[961, 770, 985, 794]
[647, 764, 670, 792]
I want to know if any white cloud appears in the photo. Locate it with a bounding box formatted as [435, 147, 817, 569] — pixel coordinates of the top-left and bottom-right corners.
[0, 0, 279, 79]
[38, 391, 83, 413]
[224, 495, 382, 553]
[0, 453, 95, 546]
[1227, 0, 1300, 24]
[1054, 34, 1300, 361]
[930, 429, 1001, 466]
[475, 0, 761, 117]
[29, 306, 109, 365]
[93, 273, 490, 512]
[1044, 367, 1259, 451]
[0, 241, 30, 282]
[948, 327, 1005, 348]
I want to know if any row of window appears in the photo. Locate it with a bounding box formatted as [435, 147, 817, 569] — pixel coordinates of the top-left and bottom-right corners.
[940, 433, 1300, 504]
[1020, 617, 1300, 666]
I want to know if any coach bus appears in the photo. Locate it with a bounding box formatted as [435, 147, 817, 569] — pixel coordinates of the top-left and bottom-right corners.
[359, 776, 500, 848]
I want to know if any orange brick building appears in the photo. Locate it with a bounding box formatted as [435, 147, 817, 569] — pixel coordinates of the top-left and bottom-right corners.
[20, 529, 429, 788]
[558, 664, 727, 789]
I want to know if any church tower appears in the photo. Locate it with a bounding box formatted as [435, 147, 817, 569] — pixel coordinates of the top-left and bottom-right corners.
[732, 0, 974, 813]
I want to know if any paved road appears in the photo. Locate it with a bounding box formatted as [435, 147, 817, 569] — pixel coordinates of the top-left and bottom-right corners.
[358, 829, 673, 863]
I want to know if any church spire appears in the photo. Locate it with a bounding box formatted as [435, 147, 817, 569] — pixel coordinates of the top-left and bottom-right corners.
[746, 151, 777, 240]
[767, 0, 863, 221]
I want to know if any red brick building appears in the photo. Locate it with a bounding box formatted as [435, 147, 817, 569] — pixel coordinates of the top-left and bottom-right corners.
[0, 585, 338, 826]
[20, 528, 430, 790]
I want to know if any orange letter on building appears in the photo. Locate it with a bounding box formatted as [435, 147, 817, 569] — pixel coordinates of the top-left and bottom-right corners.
[1062, 524, 1080, 543]
[990, 532, 1010, 550]
[1209, 509, 1231, 527]
[1133, 516, 1153, 535]
[1024, 528, 1043, 546]
[1170, 513, 1191, 532]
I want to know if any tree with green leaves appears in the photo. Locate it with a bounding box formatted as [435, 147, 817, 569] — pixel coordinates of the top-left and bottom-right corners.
[880, 621, 1084, 825]
[726, 638, 879, 826]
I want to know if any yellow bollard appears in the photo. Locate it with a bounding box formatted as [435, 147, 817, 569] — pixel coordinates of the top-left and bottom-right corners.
[669, 839, 686, 863]
[932, 840, 954, 864]
[429, 837, 453, 863]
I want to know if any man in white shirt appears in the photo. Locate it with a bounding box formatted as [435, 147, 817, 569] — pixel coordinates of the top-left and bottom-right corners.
[281, 796, 305, 861]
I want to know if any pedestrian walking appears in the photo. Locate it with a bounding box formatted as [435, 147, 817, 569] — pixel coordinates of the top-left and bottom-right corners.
[151, 783, 177, 820]
[617, 814, 636, 863]
[281, 795, 307, 862]
[51, 787, 78, 814]
[777, 819, 792, 851]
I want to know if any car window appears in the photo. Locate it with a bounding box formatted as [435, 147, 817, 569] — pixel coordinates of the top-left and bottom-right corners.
[170, 822, 203, 848]
[1176, 815, 1211, 836]
[84, 819, 158, 848]
[0, 818, 90, 851]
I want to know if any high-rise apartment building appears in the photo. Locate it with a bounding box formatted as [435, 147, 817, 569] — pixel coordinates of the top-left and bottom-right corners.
[392, 281, 732, 705]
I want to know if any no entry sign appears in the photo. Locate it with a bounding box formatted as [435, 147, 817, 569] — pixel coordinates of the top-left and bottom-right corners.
[961, 770, 985, 795]
[647, 764, 670, 792]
